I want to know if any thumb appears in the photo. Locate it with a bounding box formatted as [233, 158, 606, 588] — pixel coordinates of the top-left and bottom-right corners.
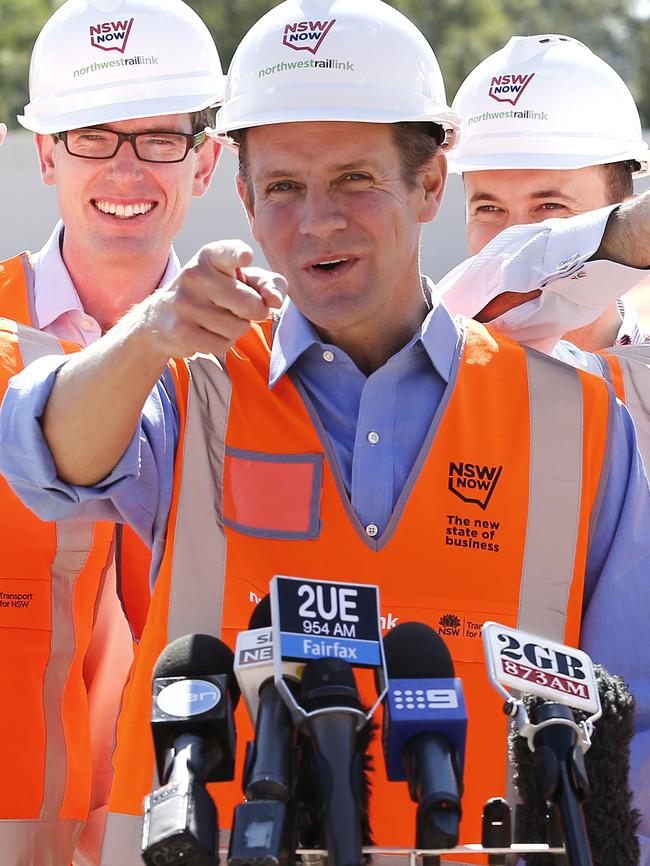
[198, 239, 254, 278]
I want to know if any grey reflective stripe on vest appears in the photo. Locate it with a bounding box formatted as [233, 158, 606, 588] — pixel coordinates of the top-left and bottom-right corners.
[100, 812, 144, 866]
[19, 253, 39, 328]
[15, 322, 65, 366]
[40, 520, 109, 821]
[166, 355, 232, 642]
[15, 325, 107, 828]
[0, 818, 83, 866]
[505, 350, 586, 830]
[517, 349, 584, 640]
[101, 357, 233, 866]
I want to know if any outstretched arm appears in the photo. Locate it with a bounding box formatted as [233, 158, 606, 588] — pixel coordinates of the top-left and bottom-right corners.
[42, 240, 284, 486]
[596, 190, 650, 269]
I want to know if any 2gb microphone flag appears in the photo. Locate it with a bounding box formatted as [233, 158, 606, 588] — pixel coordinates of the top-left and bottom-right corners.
[482, 621, 601, 715]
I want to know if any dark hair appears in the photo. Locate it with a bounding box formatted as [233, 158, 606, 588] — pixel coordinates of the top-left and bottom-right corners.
[231, 121, 443, 206]
[389, 121, 445, 188]
[191, 107, 215, 134]
[600, 159, 637, 203]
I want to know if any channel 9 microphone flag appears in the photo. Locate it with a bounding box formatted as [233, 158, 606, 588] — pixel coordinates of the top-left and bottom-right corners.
[482, 622, 603, 866]
[377, 622, 468, 855]
[262, 575, 387, 866]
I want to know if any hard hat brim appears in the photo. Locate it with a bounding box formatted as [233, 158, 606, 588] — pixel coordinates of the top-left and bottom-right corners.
[19, 88, 224, 135]
[214, 85, 461, 150]
[448, 134, 650, 178]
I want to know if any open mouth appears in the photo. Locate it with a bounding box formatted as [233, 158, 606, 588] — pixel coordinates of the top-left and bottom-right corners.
[311, 257, 351, 273]
[93, 200, 155, 219]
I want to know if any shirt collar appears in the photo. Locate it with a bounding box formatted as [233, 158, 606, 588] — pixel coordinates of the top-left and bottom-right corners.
[33, 221, 83, 330]
[269, 276, 458, 388]
[615, 299, 644, 345]
[32, 220, 181, 331]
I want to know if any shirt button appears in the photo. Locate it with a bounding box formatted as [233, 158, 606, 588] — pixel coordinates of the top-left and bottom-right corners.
[367, 431, 380, 445]
[322, 350, 335, 362]
[80, 318, 93, 331]
[365, 523, 379, 537]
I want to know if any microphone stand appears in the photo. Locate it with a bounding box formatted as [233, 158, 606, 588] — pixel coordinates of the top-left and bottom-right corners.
[528, 703, 593, 866]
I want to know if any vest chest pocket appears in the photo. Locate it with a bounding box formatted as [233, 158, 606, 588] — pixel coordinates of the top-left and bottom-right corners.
[223, 448, 323, 539]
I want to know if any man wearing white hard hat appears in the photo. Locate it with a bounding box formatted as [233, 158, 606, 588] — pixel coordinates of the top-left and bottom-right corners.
[0, 1, 222, 863]
[438, 34, 650, 467]
[442, 35, 650, 352]
[1, 3, 648, 865]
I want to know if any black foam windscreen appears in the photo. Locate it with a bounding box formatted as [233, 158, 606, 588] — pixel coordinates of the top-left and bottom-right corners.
[510, 666, 641, 866]
[382, 621, 455, 679]
[300, 658, 362, 712]
[153, 633, 241, 707]
[249, 594, 271, 630]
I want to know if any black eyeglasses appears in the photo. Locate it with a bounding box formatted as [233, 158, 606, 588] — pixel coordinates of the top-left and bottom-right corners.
[54, 128, 207, 163]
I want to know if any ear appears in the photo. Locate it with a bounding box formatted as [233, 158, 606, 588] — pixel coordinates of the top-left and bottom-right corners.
[418, 151, 447, 224]
[236, 173, 256, 234]
[34, 133, 58, 187]
[192, 138, 221, 197]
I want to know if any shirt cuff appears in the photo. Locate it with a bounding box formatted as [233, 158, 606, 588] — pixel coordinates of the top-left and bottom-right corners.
[0, 354, 142, 520]
[540, 204, 619, 284]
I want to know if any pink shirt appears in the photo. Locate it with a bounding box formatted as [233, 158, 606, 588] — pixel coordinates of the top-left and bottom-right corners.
[32, 221, 180, 345]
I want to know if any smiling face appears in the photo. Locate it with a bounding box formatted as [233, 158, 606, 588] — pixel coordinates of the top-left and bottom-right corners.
[464, 165, 611, 256]
[35, 113, 219, 270]
[237, 121, 446, 354]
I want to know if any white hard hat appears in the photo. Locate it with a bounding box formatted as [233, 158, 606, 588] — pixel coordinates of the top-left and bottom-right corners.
[19, 0, 225, 134]
[214, 0, 460, 148]
[448, 34, 649, 177]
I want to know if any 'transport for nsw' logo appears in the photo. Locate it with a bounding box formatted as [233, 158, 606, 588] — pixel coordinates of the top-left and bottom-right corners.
[89, 17, 134, 54]
[283, 19, 336, 54]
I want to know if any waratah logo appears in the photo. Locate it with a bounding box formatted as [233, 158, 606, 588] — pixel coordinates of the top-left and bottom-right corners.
[439, 614, 461, 629]
[89, 18, 134, 54]
[448, 461, 502, 510]
[282, 19, 336, 54]
[488, 72, 535, 106]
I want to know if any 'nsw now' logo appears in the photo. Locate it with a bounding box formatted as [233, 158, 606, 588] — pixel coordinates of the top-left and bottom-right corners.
[90, 18, 134, 54]
[488, 72, 535, 106]
[448, 461, 502, 510]
[283, 19, 336, 54]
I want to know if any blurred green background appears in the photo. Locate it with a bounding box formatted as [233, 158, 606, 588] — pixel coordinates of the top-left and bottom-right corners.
[1, 0, 649, 128]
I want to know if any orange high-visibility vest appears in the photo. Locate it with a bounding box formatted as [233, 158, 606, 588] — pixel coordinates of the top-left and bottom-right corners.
[101, 316, 611, 865]
[0, 312, 115, 858]
[0, 253, 151, 639]
[0, 254, 148, 863]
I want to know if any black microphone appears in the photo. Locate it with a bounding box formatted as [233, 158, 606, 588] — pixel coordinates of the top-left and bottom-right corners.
[141, 633, 240, 866]
[229, 597, 298, 866]
[378, 622, 467, 858]
[298, 657, 371, 866]
[510, 666, 641, 866]
[240, 596, 297, 802]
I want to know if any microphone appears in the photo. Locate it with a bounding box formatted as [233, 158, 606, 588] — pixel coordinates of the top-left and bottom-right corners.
[510, 666, 641, 866]
[298, 657, 371, 866]
[229, 597, 299, 866]
[379, 622, 467, 855]
[236, 596, 299, 801]
[141, 633, 240, 866]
